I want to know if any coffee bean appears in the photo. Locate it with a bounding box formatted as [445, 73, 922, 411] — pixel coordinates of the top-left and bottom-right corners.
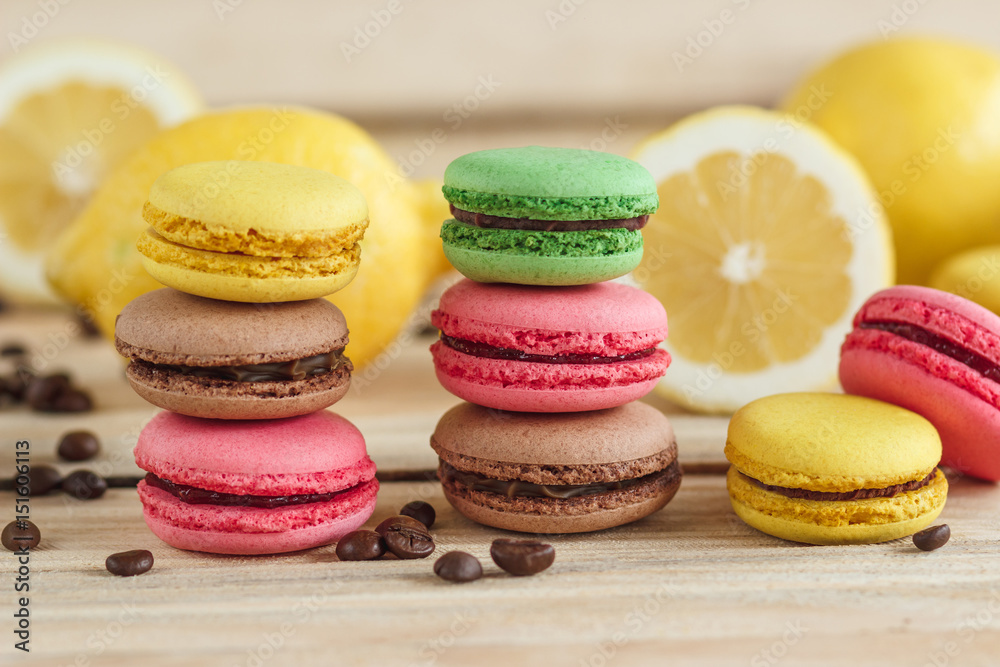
[335, 530, 386, 561]
[76, 315, 101, 338]
[24, 374, 70, 409]
[434, 551, 482, 583]
[57, 430, 100, 461]
[62, 470, 107, 500]
[490, 539, 555, 576]
[0, 343, 26, 357]
[28, 465, 63, 495]
[913, 524, 950, 552]
[400, 500, 436, 529]
[5, 367, 35, 401]
[2, 520, 40, 551]
[384, 527, 435, 559]
[106, 550, 153, 576]
[48, 388, 93, 413]
[374, 515, 430, 537]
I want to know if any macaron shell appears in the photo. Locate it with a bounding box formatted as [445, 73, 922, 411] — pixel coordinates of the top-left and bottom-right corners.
[139, 479, 378, 555]
[432, 401, 676, 467]
[115, 288, 349, 364]
[434, 361, 663, 412]
[727, 467, 947, 545]
[441, 479, 678, 534]
[135, 410, 370, 493]
[726, 393, 941, 491]
[147, 161, 368, 238]
[435, 279, 668, 342]
[139, 244, 359, 303]
[126, 367, 351, 420]
[841, 343, 1000, 480]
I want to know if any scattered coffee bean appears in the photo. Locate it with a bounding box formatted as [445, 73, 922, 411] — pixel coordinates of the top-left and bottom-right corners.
[2, 520, 40, 551]
[0, 343, 26, 357]
[375, 515, 429, 537]
[384, 528, 435, 559]
[913, 524, 951, 552]
[490, 539, 555, 576]
[434, 551, 482, 583]
[106, 550, 154, 576]
[400, 500, 436, 529]
[27, 465, 63, 495]
[335, 530, 386, 561]
[57, 430, 100, 461]
[24, 374, 70, 409]
[76, 315, 101, 338]
[5, 367, 35, 401]
[62, 470, 108, 500]
[48, 388, 93, 413]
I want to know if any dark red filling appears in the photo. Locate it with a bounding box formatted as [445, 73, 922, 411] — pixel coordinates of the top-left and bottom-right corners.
[441, 335, 657, 365]
[860, 320, 1000, 383]
[451, 205, 648, 232]
[746, 468, 938, 501]
[144, 473, 350, 509]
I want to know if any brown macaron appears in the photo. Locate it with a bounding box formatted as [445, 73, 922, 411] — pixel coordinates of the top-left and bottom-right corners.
[432, 402, 682, 533]
[114, 288, 352, 419]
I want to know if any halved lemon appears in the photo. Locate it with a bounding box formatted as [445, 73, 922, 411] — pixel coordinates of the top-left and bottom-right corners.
[632, 106, 894, 413]
[0, 39, 202, 303]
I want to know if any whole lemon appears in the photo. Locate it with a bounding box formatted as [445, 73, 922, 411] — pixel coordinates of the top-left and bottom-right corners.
[781, 38, 1000, 284]
[46, 107, 448, 368]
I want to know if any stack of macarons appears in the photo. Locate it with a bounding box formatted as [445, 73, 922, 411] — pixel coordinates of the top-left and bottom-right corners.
[430, 146, 682, 534]
[115, 161, 378, 555]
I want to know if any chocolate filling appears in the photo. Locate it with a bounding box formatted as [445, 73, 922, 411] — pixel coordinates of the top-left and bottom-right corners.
[439, 460, 681, 499]
[144, 473, 353, 508]
[744, 468, 938, 501]
[451, 205, 648, 232]
[860, 320, 1000, 383]
[155, 350, 349, 382]
[441, 335, 657, 365]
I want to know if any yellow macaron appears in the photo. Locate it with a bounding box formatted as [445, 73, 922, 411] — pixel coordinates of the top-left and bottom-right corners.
[725, 393, 947, 545]
[137, 161, 368, 302]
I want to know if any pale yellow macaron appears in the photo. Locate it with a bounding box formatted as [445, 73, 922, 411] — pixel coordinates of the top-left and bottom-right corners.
[137, 161, 368, 302]
[725, 393, 947, 545]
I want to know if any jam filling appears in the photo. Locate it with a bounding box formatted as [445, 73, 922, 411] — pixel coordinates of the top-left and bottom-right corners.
[441, 335, 657, 365]
[451, 205, 648, 232]
[439, 460, 680, 499]
[744, 468, 938, 501]
[860, 320, 1000, 383]
[155, 350, 349, 382]
[144, 473, 353, 508]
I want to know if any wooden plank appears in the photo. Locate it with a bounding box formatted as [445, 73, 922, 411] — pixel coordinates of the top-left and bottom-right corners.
[9, 476, 1000, 666]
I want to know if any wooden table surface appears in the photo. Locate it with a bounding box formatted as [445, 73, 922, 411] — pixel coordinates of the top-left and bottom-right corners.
[2, 308, 999, 667]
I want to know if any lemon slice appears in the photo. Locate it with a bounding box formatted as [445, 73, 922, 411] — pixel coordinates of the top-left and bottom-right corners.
[632, 106, 893, 413]
[0, 39, 202, 303]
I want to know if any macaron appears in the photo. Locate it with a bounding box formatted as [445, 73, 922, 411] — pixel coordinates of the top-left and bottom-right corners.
[840, 285, 1000, 481]
[115, 288, 352, 420]
[430, 279, 670, 412]
[135, 410, 378, 554]
[137, 161, 368, 302]
[441, 146, 658, 285]
[432, 402, 682, 534]
[725, 393, 947, 545]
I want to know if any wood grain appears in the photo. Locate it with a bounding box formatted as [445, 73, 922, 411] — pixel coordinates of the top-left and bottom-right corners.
[2, 310, 1000, 666]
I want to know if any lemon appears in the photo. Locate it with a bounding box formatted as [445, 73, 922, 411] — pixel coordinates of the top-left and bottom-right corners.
[632, 106, 893, 413]
[781, 37, 1000, 285]
[47, 107, 447, 369]
[0, 39, 202, 303]
[929, 246, 1000, 315]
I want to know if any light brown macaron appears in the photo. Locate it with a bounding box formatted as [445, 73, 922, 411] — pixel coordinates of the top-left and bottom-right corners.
[115, 288, 352, 419]
[432, 401, 682, 534]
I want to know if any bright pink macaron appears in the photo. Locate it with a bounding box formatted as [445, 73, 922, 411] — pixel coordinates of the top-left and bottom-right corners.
[430, 279, 670, 412]
[840, 285, 1000, 481]
[135, 410, 378, 554]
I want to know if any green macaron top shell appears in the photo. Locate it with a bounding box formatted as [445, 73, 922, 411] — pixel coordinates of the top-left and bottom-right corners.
[442, 146, 659, 220]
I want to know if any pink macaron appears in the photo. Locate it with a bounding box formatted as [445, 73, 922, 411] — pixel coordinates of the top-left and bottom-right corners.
[430, 279, 670, 412]
[135, 410, 378, 554]
[840, 285, 1000, 481]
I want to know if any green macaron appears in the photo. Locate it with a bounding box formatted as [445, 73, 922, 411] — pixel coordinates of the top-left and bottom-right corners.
[441, 146, 658, 285]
